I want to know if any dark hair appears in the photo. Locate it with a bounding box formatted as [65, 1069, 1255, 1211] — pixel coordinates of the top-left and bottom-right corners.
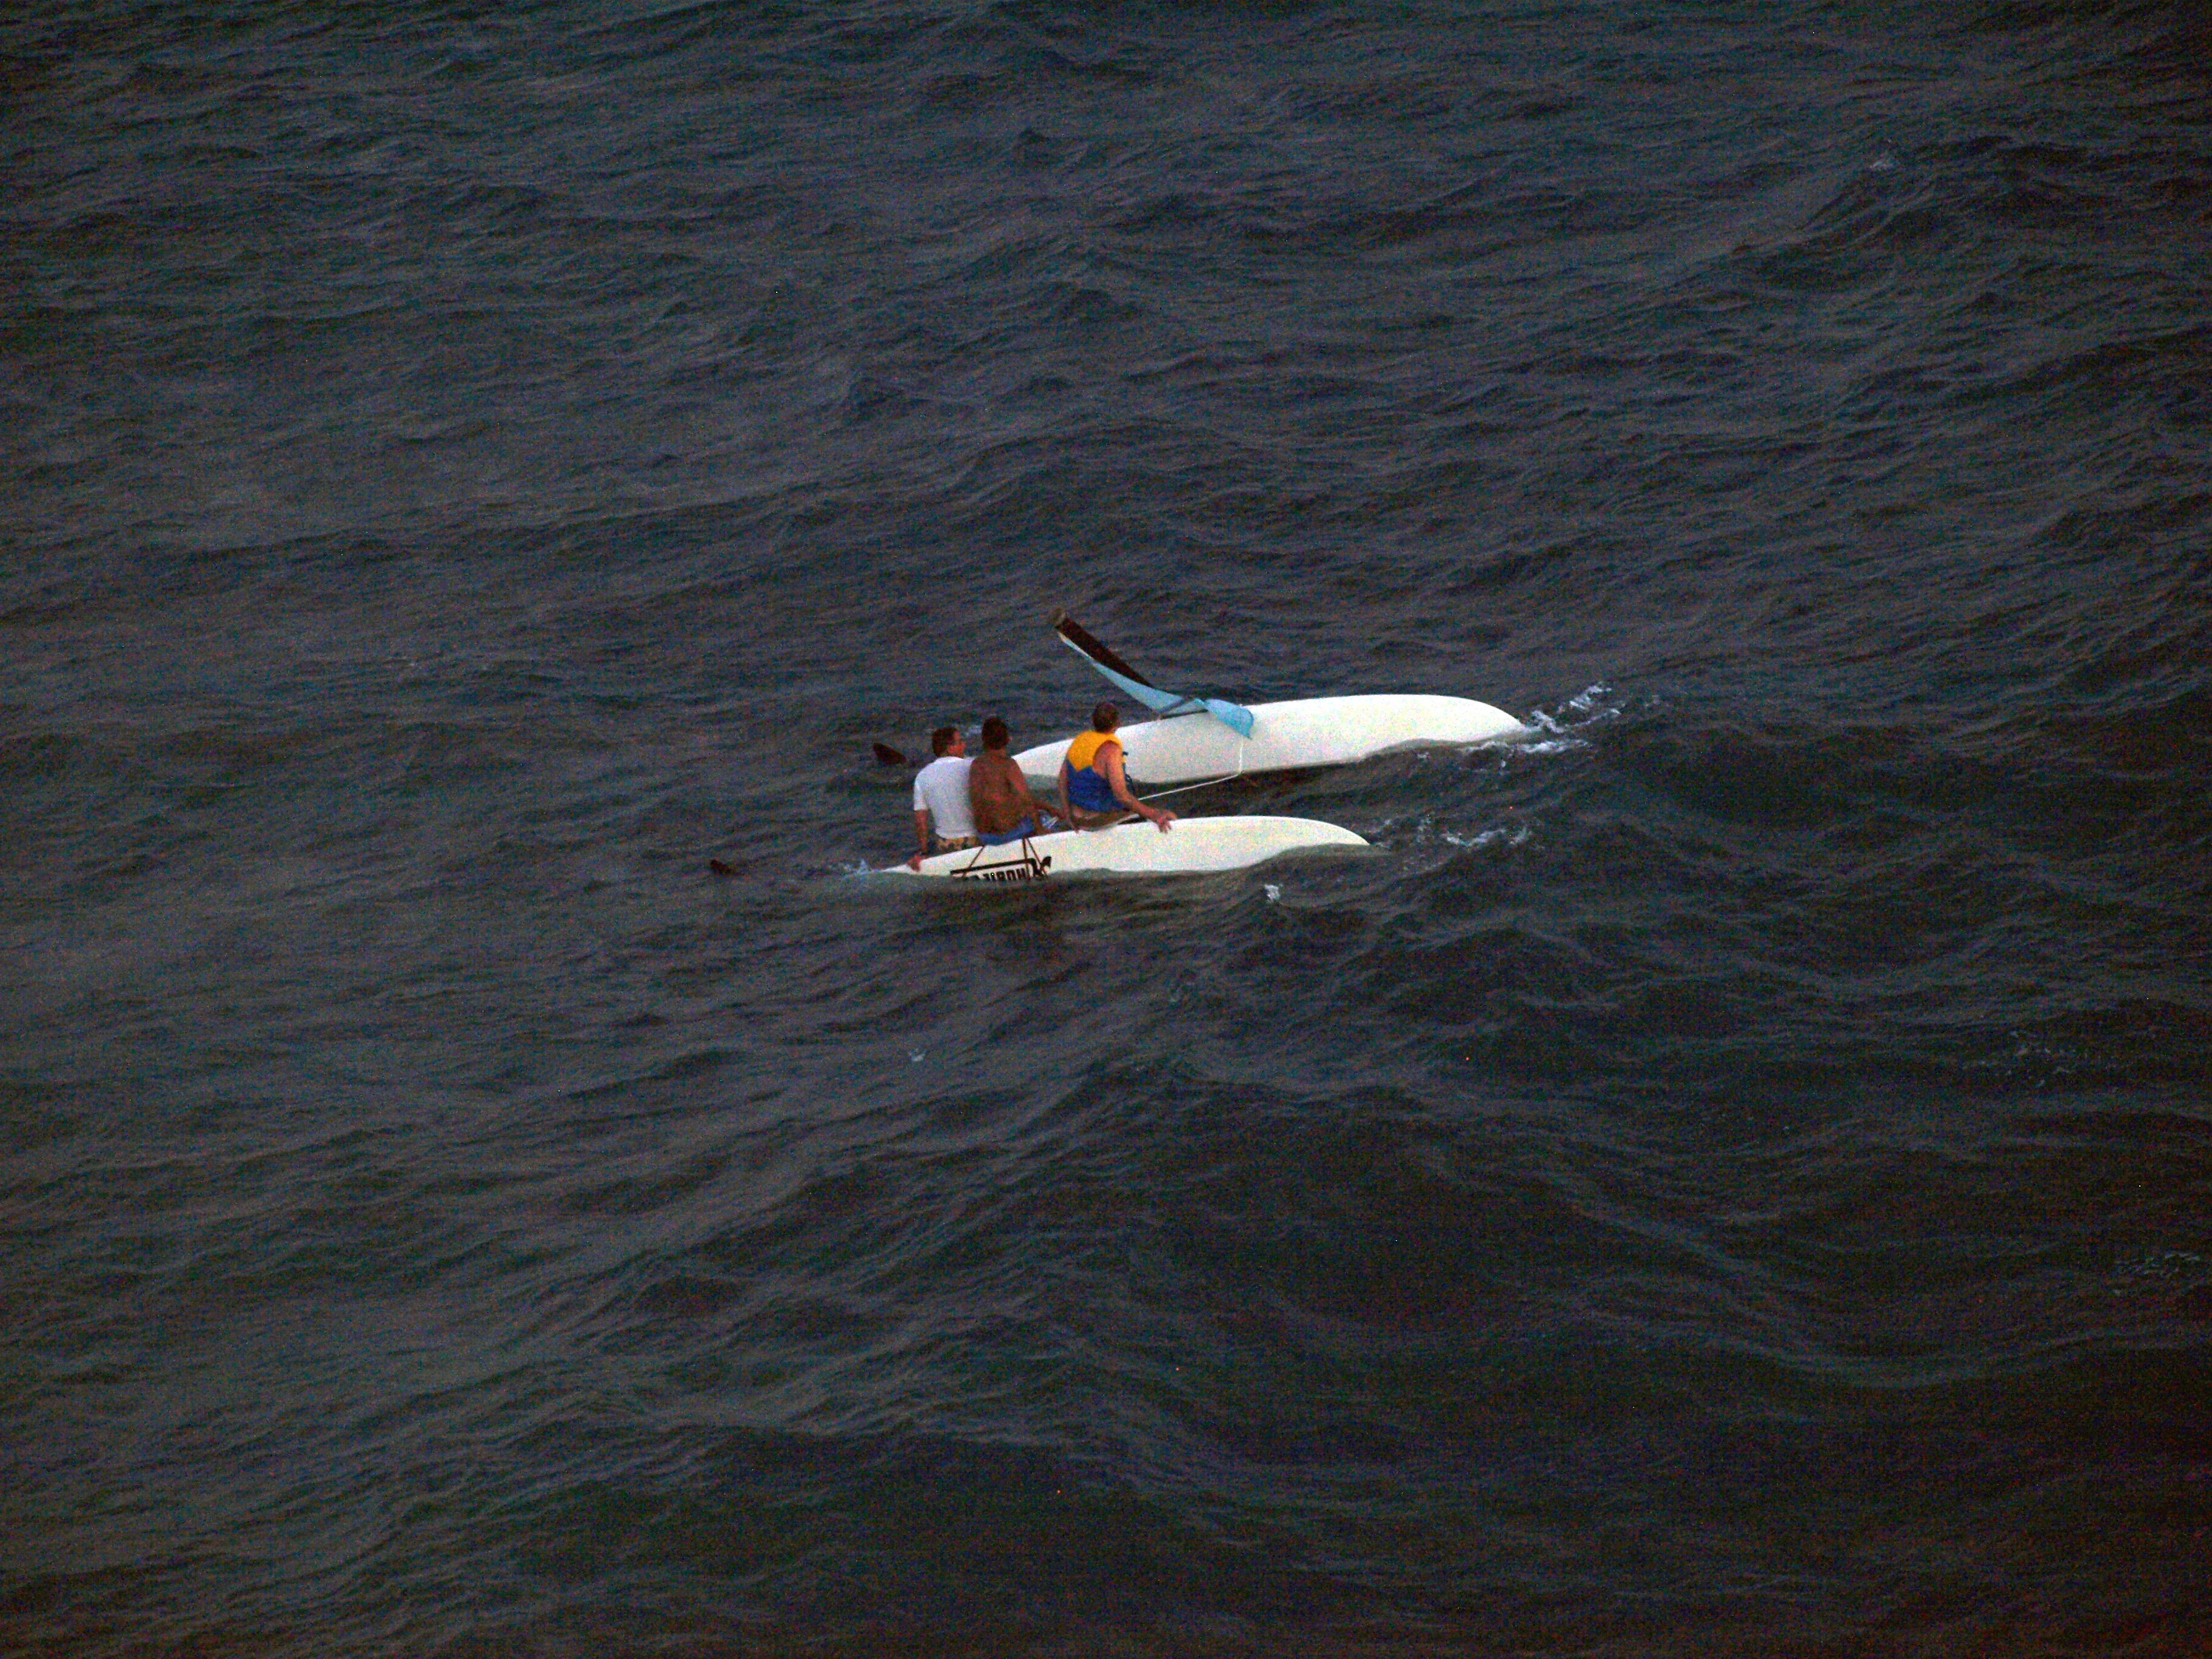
[1091, 701, 1120, 732]
[930, 725, 960, 756]
[980, 716, 1010, 750]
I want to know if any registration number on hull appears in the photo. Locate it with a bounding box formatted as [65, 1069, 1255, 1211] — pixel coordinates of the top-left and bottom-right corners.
[952, 853, 1052, 883]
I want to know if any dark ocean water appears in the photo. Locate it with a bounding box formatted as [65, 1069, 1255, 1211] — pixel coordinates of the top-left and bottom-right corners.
[5, 1, 2210, 1654]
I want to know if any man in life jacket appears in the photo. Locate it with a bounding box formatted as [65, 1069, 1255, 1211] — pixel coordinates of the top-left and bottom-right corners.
[967, 716, 1058, 844]
[907, 725, 977, 870]
[1056, 702, 1175, 833]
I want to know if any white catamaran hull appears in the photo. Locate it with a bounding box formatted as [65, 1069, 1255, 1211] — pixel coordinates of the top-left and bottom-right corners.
[888, 815, 1369, 881]
[1014, 694, 1526, 786]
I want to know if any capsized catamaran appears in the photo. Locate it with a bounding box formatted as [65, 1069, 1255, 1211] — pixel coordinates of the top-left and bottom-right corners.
[1014, 611, 1529, 785]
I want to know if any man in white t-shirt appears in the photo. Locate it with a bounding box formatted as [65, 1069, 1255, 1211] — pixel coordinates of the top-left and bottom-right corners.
[907, 725, 977, 870]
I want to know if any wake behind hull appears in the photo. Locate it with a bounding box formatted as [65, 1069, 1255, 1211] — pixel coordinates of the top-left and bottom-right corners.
[1014, 694, 1526, 786]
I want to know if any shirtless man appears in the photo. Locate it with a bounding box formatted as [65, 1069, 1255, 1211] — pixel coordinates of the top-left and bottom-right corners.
[967, 716, 1057, 844]
[907, 725, 976, 870]
[1056, 701, 1174, 833]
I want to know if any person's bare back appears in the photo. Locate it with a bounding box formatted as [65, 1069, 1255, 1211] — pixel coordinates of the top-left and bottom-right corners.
[968, 720, 1052, 837]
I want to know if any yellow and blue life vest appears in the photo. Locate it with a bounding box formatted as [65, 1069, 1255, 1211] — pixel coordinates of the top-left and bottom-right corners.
[1064, 731, 1122, 812]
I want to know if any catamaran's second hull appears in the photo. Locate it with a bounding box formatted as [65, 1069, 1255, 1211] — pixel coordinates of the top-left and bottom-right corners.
[1014, 694, 1527, 786]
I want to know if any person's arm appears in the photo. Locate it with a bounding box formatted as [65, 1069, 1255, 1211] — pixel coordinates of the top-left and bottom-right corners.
[1010, 763, 1051, 829]
[1104, 744, 1172, 830]
[909, 806, 931, 871]
[1021, 775, 1054, 829]
[1056, 759, 1073, 826]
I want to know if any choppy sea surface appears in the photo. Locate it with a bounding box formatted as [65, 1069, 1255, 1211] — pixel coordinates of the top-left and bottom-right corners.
[6, 2, 2210, 1654]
